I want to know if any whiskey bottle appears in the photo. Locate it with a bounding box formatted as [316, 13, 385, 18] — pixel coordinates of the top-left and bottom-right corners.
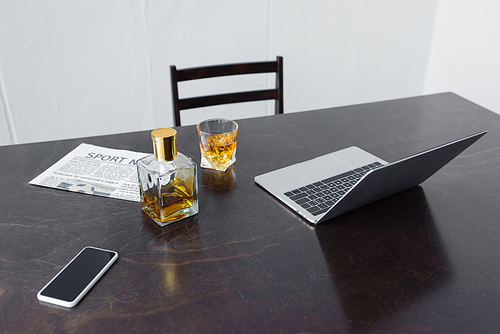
[137, 128, 198, 226]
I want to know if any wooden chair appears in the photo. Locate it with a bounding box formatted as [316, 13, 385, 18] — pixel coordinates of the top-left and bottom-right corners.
[170, 56, 283, 126]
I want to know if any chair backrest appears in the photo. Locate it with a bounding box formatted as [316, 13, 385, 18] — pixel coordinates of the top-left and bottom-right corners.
[170, 56, 283, 126]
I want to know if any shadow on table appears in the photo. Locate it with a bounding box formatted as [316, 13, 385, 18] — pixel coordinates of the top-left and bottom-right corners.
[315, 186, 452, 331]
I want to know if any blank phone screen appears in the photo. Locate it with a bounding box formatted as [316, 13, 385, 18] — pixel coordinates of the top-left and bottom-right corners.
[40, 247, 116, 302]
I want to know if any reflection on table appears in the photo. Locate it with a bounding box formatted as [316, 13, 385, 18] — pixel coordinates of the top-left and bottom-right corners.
[316, 187, 451, 331]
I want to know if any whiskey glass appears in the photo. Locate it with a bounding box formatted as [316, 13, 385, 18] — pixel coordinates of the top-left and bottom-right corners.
[197, 119, 238, 172]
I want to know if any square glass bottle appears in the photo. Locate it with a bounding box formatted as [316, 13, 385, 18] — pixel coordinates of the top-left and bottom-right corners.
[137, 128, 198, 226]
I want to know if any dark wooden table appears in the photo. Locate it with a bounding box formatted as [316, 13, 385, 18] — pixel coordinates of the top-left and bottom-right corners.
[1, 93, 500, 333]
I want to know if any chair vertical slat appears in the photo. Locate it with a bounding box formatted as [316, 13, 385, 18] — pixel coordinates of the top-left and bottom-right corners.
[170, 65, 181, 127]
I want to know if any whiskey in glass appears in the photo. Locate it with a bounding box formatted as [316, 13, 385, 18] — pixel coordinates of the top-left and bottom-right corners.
[197, 119, 238, 172]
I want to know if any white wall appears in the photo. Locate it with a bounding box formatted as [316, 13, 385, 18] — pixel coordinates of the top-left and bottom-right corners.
[0, 1, 440, 146]
[424, 0, 500, 114]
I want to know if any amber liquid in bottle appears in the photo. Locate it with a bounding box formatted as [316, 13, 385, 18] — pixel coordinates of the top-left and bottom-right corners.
[140, 174, 196, 223]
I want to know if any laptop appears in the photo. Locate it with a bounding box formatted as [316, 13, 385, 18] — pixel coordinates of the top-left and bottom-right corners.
[255, 131, 487, 225]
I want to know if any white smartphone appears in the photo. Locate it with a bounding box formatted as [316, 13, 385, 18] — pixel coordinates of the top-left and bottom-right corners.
[37, 246, 118, 308]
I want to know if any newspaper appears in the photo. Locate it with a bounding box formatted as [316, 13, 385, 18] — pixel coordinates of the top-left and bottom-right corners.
[29, 143, 150, 202]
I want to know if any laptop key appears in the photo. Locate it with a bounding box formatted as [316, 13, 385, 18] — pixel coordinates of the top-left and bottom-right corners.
[369, 162, 383, 168]
[306, 206, 320, 213]
[311, 208, 329, 216]
[289, 193, 307, 201]
[306, 205, 329, 215]
[295, 197, 309, 205]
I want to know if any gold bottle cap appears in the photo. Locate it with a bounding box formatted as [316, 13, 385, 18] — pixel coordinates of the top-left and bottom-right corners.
[151, 128, 177, 162]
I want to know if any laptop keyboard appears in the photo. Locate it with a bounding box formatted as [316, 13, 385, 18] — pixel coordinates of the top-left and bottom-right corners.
[284, 162, 383, 216]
